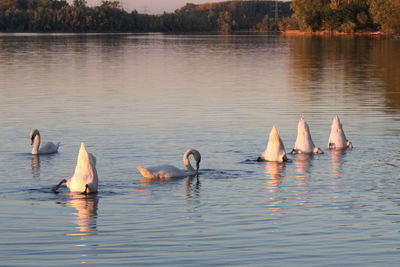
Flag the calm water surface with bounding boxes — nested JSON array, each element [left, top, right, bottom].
[[0, 33, 399, 266]]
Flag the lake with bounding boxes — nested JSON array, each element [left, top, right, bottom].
[[0, 33, 399, 266]]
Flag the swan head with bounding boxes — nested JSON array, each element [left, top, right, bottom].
[[184, 149, 201, 173], [30, 129, 39, 145]]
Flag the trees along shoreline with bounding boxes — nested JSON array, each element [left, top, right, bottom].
[[0, 0, 293, 33], [0, 0, 399, 36], [288, 0, 400, 35]]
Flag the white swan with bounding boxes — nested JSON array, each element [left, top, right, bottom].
[[30, 129, 60, 155], [53, 143, 98, 194], [291, 116, 324, 154], [258, 125, 287, 162], [328, 115, 353, 149], [137, 149, 201, 179]]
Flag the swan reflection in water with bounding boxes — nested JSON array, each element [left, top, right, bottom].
[[264, 161, 285, 193], [293, 153, 313, 190], [263, 162, 286, 213], [138, 172, 199, 187], [293, 153, 313, 206], [139, 174, 201, 198], [65, 193, 98, 234], [184, 176, 201, 199], [330, 149, 347, 177], [62, 193, 99, 264], [31, 155, 40, 179]]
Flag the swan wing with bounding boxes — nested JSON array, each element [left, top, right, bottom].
[[39, 141, 60, 154], [137, 164, 186, 179]]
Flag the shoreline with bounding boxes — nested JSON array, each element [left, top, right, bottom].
[[282, 30, 399, 38], [0, 30, 399, 38]]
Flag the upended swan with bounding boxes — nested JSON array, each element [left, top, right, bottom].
[[328, 115, 353, 149], [257, 125, 288, 162], [137, 149, 201, 179], [291, 116, 324, 154], [53, 143, 98, 194], [30, 129, 60, 155]]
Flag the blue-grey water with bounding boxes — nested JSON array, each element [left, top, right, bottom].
[[0, 33, 399, 266]]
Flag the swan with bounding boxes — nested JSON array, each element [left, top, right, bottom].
[[291, 116, 324, 154], [137, 149, 201, 179], [257, 125, 287, 162], [30, 129, 60, 155], [328, 115, 353, 149], [53, 143, 98, 194]]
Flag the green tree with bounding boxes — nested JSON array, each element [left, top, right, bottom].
[[160, 12, 182, 32], [217, 11, 231, 32], [369, 0, 400, 33], [0, 0, 17, 11], [291, 0, 329, 31], [73, 0, 86, 7]]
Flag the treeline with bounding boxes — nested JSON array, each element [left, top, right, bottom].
[[175, 1, 292, 32], [0, 0, 156, 32], [2, 0, 398, 34], [0, 0, 292, 32], [289, 0, 400, 33]]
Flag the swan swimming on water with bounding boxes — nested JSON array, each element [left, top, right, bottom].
[[137, 149, 201, 179], [328, 115, 353, 149], [30, 129, 60, 155], [53, 143, 98, 194], [257, 125, 288, 162], [291, 116, 324, 154]]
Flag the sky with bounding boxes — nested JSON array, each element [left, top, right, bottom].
[[84, 0, 219, 14]]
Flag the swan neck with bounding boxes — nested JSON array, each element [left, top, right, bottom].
[[32, 132, 40, 154], [184, 152, 195, 173]]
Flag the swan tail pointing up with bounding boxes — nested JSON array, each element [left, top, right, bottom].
[[137, 166, 153, 178]]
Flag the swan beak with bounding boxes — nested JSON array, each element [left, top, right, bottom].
[[30, 139, 33, 145]]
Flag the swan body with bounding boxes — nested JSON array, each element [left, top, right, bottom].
[[258, 125, 287, 162], [53, 143, 98, 194], [292, 116, 323, 154], [137, 149, 201, 179], [328, 115, 353, 149], [30, 129, 60, 155]]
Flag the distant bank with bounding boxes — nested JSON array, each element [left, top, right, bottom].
[[0, 1, 398, 35], [0, 0, 291, 33], [286, 0, 400, 35]]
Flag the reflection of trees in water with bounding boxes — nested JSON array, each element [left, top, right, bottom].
[[285, 35, 400, 111], [369, 39, 400, 110]]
